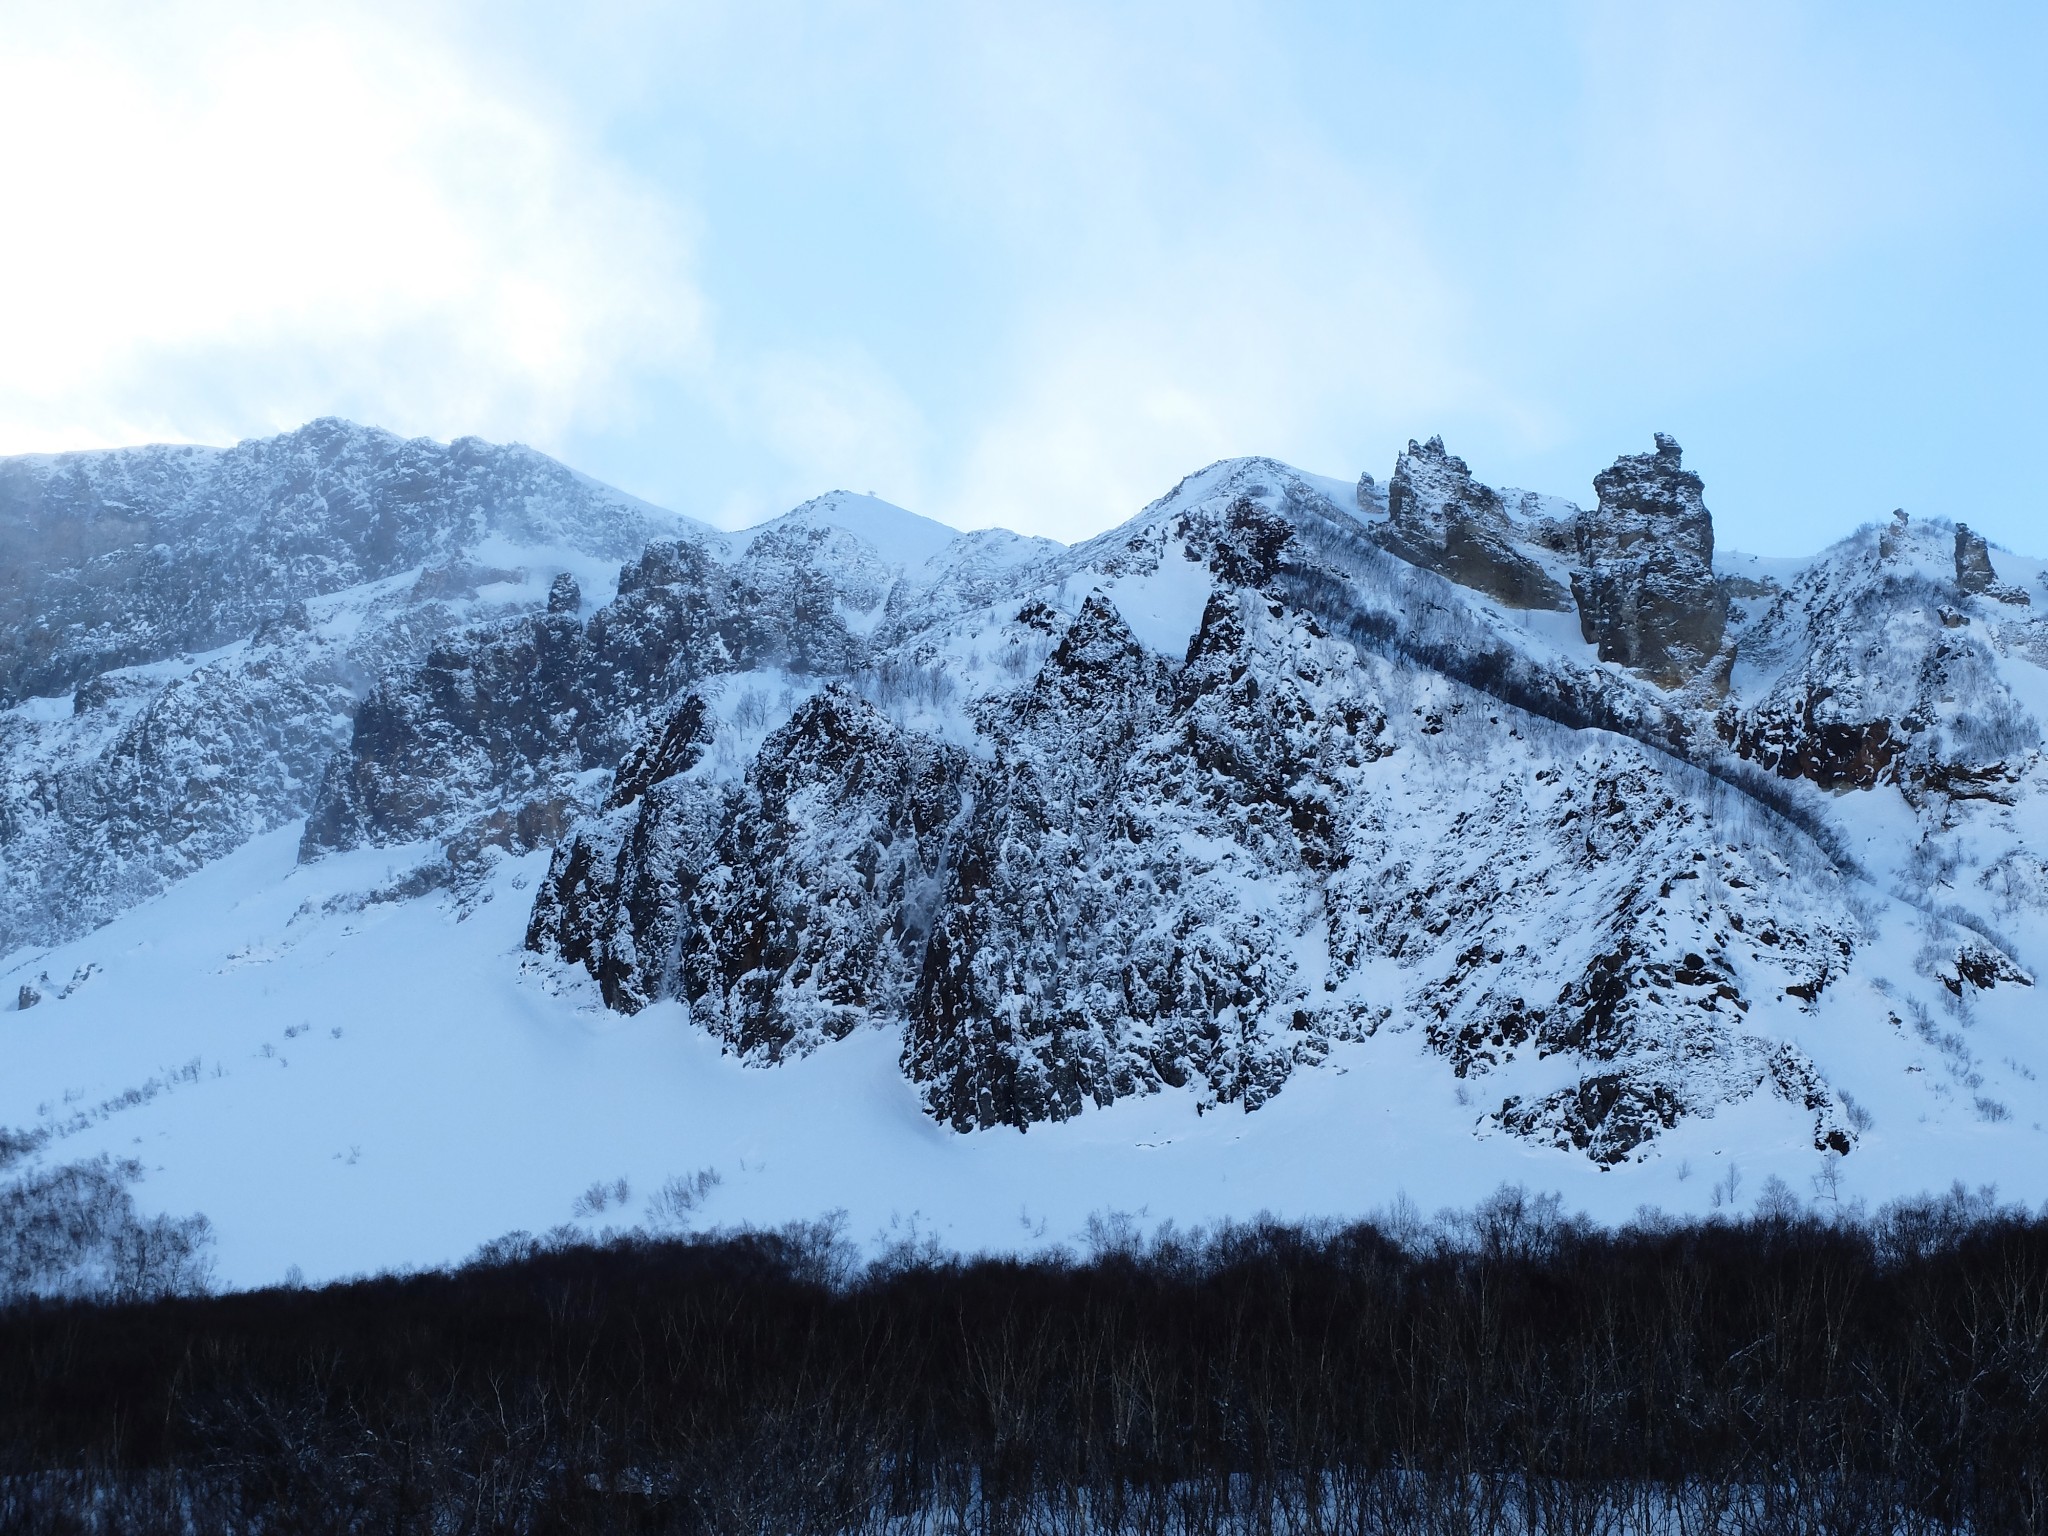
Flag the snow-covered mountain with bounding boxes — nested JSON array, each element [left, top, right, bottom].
[[0, 420, 708, 951], [6, 421, 2047, 1285]]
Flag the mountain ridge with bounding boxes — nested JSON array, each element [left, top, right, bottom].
[[7, 419, 2048, 1284]]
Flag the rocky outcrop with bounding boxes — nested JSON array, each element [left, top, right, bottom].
[[524, 694, 725, 1013], [1571, 435, 1727, 688], [301, 609, 602, 858], [532, 531, 1883, 1168], [1956, 524, 2030, 605], [300, 528, 887, 856], [0, 421, 708, 951], [903, 596, 1184, 1129], [685, 688, 969, 1060], [1956, 525, 1999, 593], [1353, 433, 1731, 692], [0, 628, 358, 950], [1354, 471, 1385, 514], [1372, 437, 1571, 611], [1716, 518, 2039, 799], [531, 684, 971, 1035], [901, 585, 1405, 1130], [1717, 696, 1908, 791]]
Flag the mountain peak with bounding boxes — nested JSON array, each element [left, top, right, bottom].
[[725, 490, 971, 570]]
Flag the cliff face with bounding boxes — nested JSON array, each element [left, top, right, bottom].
[[1371, 430, 1731, 690], [1374, 436, 1573, 613], [1570, 433, 1728, 689]]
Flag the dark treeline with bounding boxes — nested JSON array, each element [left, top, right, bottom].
[[5, 1187, 2048, 1534]]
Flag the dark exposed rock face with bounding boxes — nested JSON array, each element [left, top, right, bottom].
[[1956, 525, 1996, 592], [1938, 943, 2032, 997], [903, 596, 1183, 1129], [1955, 524, 2030, 605], [1500, 1074, 1683, 1169], [898, 587, 1401, 1130], [1715, 521, 2039, 799], [685, 688, 969, 1059], [1717, 697, 1909, 791], [505, 449, 1975, 1165], [0, 421, 701, 951], [300, 528, 890, 856], [524, 698, 722, 1014], [1372, 437, 1572, 612], [301, 609, 602, 858], [1180, 494, 1298, 588], [1571, 435, 1728, 688], [5, 609, 475, 953], [562, 548, 1874, 1167], [524, 581, 1414, 1133], [608, 696, 713, 811], [1353, 434, 1734, 694], [531, 684, 970, 1029], [1402, 750, 1863, 1168]]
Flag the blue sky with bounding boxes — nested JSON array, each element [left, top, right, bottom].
[[3, 2, 2044, 552]]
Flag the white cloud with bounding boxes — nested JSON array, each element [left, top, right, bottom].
[[0, 2, 704, 455]]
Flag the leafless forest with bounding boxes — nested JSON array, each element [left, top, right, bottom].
[[5, 1185, 2047, 1533]]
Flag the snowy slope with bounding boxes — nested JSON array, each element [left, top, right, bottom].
[[9, 817, 2032, 1291]]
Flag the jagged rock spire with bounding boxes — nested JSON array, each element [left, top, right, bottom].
[[1373, 436, 1572, 612], [1571, 435, 1727, 689]]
